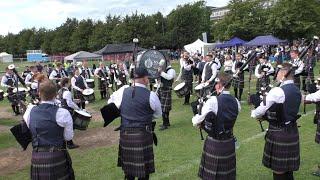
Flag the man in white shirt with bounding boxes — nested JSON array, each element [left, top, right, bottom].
[[254, 57, 275, 92], [23, 80, 75, 180], [251, 63, 301, 180], [24, 66, 38, 86], [289, 49, 304, 89], [201, 54, 218, 85]]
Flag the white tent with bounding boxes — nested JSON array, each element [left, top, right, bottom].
[[64, 51, 102, 63], [184, 39, 216, 56], [0, 52, 13, 63]]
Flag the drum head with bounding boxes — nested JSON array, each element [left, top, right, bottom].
[[0, 89, 3, 93], [154, 84, 159, 88], [86, 79, 94, 83], [82, 89, 94, 95], [136, 50, 166, 79], [174, 82, 186, 91], [13, 88, 26, 93], [101, 78, 105, 81], [75, 110, 92, 117]]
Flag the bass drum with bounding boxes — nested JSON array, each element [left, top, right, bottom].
[[136, 50, 167, 79]]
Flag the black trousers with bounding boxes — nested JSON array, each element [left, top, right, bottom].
[[162, 111, 170, 126]]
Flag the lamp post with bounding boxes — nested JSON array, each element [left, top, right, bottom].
[[132, 38, 139, 63]]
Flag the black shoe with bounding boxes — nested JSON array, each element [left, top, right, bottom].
[[312, 168, 320, 177], [159, 125, 168, 131], [67, 143, 79, 149]]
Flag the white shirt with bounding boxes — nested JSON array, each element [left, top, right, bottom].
[[49, 69, 66, 80], [1, 73, 16, 88], [223, 60, 233, 72], [290, 59, 304, 75], [306, 89, 320, 102], [250, 80, 294, 118], [201, 61, 218, 83], [94, 67, 110, 77], [62, 89, 80, 110], [232, 60, 248, 74], [192, 91, 241, 126], [254, 63, 275, 78], [79, 67, 93, 79], [71, 75, 88, 92], [108, 83, 162, 119], [25, 73, 34, 85], [23, 100, 74, 141], [160, 66, 176, 80], [214, 58, 221, 70]]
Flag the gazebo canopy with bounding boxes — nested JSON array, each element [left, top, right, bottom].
[[245, 35, 287, 46], [216, 37, 247, 48], [95, 43, 144, 55], [64, 51, 102, 62]]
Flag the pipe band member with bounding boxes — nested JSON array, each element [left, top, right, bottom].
[[94, 62, 110, 99], [251, 63, 301, 180], [71, 68, 88, 110], [58, 78, 80, 149], [158, 60, 176, 131], [192, 72, 241, 180], [232, 53, 248, 101], [304, 85, 320, 177], [49, 62, 68, 86], [108, 67, 162, 180], [1, 66, 20, 115], [23, 80, 75, 180], [289, 49, 304, 89], [254, 57, 275, 92]]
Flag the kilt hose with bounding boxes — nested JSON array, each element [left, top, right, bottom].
[[118, 130, 155, 178], [31, 150, 74, 180], [262, 124, 300, 172], [198, 136, 236, 180], [232, 73, 244, 89], [316, 119, 320, 144], [159, 87, 172, 113]]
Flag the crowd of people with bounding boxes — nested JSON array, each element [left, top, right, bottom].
[[0, 38, 320, 180]]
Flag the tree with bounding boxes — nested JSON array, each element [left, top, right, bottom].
[[69, 19, 93, 52]]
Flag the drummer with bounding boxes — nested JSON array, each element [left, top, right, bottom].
[[201, 54, 218, 86], [177, 52, 194, 105], [58, 78, 80, 149], [1, 65, 20, 115], [94, 62, 110, 99], [71, 68, 88, 110], [49, 62, 68, 85], [115, 61, 129, 89], [80, 60, 93, 79], [24, 66, 38, 86]]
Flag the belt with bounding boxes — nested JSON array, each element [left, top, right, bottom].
[[33, 146, 66, 152], [208, 132, 233, 140], [122, 125, 153, 133]]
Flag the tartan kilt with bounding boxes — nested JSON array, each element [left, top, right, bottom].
[[159, 87, 172, 113], [316, 120, 320, 144], [198, 136, 236, 180], [256, 77, 270, 92], [73, 90, 85, 102], [232, 73, 244, 89], [31, 150, 74, 180], [118, 130, 155, 178], [98, 78, 107, 91], [262, 124, 300, 172], [293, 76, 301, 89]]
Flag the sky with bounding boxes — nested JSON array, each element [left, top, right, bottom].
[[0, 0, 229, 35]]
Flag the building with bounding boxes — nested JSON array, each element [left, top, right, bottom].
[[209, 6, 230, 21]]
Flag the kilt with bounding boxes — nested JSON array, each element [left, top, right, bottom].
[[256, 76, 270, 92], [98, 78, 107, 91], [293, 76, 301, 89], [316, 120, 320, 144], [73, 90, 85, 102], [198, 136, 236, 180], [31, 150, 74, 180], [118, 130, 155, 178], [262, 124, 300, 172], [232, 73, 244, 89], [159, 87, 172, 113]]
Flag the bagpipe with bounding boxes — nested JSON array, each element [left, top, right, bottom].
[[192, 50, 258, 140]]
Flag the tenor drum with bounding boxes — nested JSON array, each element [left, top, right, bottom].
[[73, 110, 92, 130], [174, 82, 189, 98], [0, 90, 4, 101], [86, 79, 95, 88], [136, 49, 167, 79], [82, 88, 95, 102]]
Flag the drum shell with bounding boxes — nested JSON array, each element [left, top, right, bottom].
[[86, 80, 95, 88], [73, 112, 91, 130], [83, 93, 95, 103], [174, 83, 189, 98]]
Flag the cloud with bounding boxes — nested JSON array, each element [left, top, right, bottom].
[[0, 0, 229, 35]]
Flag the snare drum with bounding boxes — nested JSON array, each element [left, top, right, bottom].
[[0, 90, 4, 101], [194, 83, 205, 97], [82, 88, 95, 102], [174, 82, 189, 98], [73, 110, 92, 130], [12, 87, 27, 99], [86, 79, 95, 88]]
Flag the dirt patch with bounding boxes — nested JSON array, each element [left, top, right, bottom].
[[0, 127, 119, 176], [85, 106, 103, 122], [0, 125, 10, 132], [0, 106, 19, 121]]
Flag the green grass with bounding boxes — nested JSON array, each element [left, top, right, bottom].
[[0, 61, 320, 179]]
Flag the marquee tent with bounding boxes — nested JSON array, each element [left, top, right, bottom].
[[0, 52, 13, 63], [64, 51, 102, 63], [184, 39, 216, 56]]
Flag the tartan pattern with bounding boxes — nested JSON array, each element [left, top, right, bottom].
[[159, 87, 172, 113], [73, 90, 85, 102], [232, 73, 244, 89], [198, 136, 236, 180], [31, 151, 74, 180], [118, 130, 155, 178], [98, 78, 107, 91], [262, 124, 300, 172]]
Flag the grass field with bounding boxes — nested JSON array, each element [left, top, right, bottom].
[[0, 60, 319, 180]]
